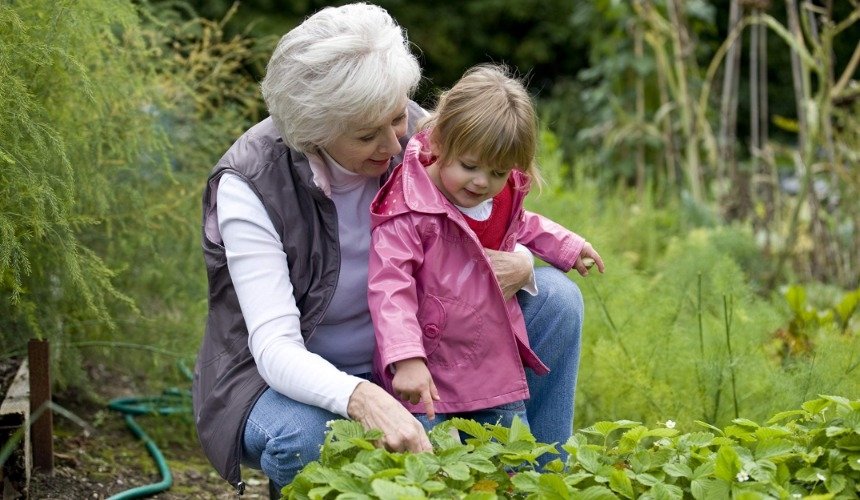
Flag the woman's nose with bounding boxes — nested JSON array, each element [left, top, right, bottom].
[[379, 127, 402, 156]]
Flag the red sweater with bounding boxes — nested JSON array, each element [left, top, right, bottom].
[[462, 182, 514, 250]]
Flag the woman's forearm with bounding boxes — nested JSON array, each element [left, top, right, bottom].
[[217, 173, 362, 416]]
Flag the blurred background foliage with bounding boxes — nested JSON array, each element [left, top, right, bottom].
[[1, 0, 858, 430]]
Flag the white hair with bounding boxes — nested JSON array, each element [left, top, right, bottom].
[[261, 3, 421, 153]]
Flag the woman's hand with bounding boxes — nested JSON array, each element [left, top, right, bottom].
[[392, 358, 440, 420], [573, 242, 605, 276], [347, 381, 433, 453], [485, 248, 532, 300]]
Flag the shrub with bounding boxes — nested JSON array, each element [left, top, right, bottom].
[[283, 395, 860, 499]]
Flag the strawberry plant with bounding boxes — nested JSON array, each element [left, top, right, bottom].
[[282, 395, 860, 499]]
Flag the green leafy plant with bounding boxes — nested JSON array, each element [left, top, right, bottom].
[[283, 395, 860, 499]]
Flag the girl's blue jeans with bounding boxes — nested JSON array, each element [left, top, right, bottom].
[[242, 267, 584, 491]]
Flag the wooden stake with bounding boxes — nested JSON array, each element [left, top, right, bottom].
[[28, 339, 53, 473]]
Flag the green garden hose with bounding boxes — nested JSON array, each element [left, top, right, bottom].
[[106, 388, 191, 499]]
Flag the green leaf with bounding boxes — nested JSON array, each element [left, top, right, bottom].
[[754, 438, 796, 461], [609, 468, 635, 499], [509, 414, 535, 443], [341, 462, 375, 479], [572, 485, 617, 500], [825, 473, 846, 494], [714, 446, 741, 482], [647, 482, 684, 500], [730, 418, 760, 429], [460, 454, 497, 473], [404, 454, 428, 484], [451, 418, 490, 442], [370, 479, 424, 500], [308, 485, 335, 497], [420, 480, 446, 493], [663, 462, 693, 478], [693, 420, 725, 436], [766, 410, 808, 424], [511, 470, 540, 492], [575, 447, 602, 473], [801, 398, 831, 415], [690, 478, 730, 499], [682, 432, 716, 448], [691, 461, 715, 480], [538, 473, 572, 499], [442, 462, 471, 481], [645, 428, 680, 438]]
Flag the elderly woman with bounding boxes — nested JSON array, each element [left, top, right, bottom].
[[193, 3, 585, 494]]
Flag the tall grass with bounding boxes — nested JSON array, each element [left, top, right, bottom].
[[529, 135, 860, 430]]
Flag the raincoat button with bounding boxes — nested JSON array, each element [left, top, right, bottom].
[[424, 324, 440, 337]]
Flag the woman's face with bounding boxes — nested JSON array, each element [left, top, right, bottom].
[[325, 102, 408, 177]]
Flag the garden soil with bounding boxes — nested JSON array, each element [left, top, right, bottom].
[[23, 362, 270, 499]]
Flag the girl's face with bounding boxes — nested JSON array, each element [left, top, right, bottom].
[[429, 154, 512, 208], [324, 102, 408, 177]]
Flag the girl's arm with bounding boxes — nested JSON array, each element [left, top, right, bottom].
[[367, 215, 429, 371], [515, 210, 604, 274]]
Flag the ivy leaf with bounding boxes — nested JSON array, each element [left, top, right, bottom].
[[609, 468, 635, 499]]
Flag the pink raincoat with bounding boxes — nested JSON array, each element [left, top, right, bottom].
[[368, 131, 586, 413]]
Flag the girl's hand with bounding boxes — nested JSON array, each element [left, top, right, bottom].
[[574, 242, 605, 276], [347, 381, 433, 453], [392, 358, 440, 420], [485, 248, 532, 300]]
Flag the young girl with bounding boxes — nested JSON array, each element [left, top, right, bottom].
[[368, 65, 604, 431]]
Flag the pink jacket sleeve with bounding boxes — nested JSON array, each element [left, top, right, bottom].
[[367, 215, 428, 371], [515, 210, 586, 272]]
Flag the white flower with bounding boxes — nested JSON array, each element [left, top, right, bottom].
[[665, 420, 676, 429], [736, 471, 749, 482], [816, 472, 826, 481]]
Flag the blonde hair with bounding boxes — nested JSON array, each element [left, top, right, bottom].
[[261, 3, 420, 153], [426, 64, 541, 183]]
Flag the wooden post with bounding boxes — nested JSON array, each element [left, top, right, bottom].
[[28, 339, 53, 473]]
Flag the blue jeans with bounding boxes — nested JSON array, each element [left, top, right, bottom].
[[414, 399, 529, 435], [244, 267, 583, 490]]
